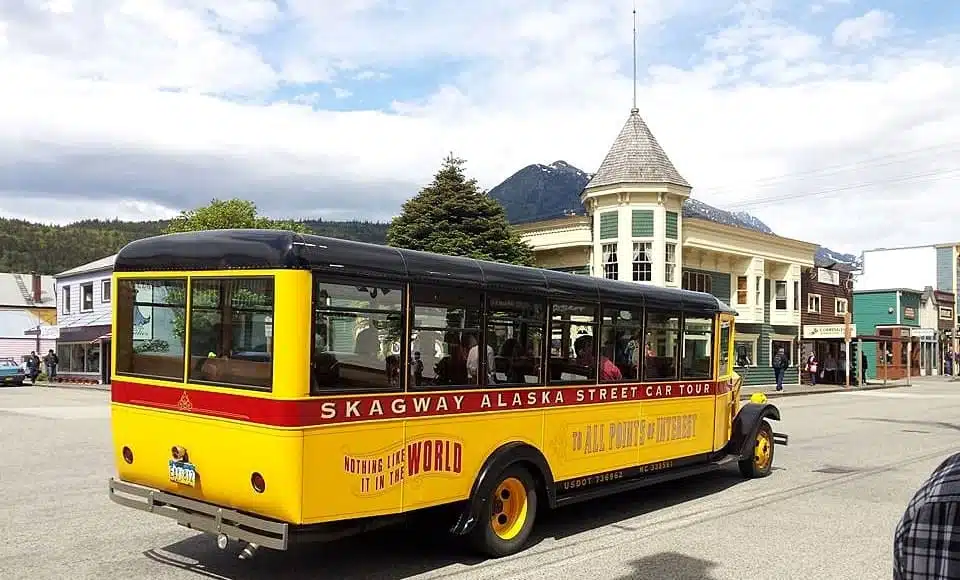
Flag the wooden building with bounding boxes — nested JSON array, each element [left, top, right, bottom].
[[799, 262, 855, 384], [851, 288, 923, 381]]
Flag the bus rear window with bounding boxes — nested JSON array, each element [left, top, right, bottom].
[[188, 277, 275, 390], [115, 278, 187, 381]]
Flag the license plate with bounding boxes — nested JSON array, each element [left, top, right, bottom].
[[168, 460, 197, 487]]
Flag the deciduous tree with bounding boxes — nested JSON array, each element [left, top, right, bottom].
[[163, 198, 310, 234]]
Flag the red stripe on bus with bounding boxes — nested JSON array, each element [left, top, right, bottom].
[[111, 379, 722, 427]]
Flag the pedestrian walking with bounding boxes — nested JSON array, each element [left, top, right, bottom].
[[893, 451, 960, 579], [771, 347, 789, 391], [43, 349, 58, 380], [805, 351, 819, 386]]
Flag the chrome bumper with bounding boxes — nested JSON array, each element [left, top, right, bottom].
[[108, 478, 289, 550]]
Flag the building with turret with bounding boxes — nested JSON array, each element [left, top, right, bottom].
[[516, 107, 819, 386]]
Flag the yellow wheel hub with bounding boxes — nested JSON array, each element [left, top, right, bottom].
[[490, 477, 528, 540], [754, 429, 772, 471]]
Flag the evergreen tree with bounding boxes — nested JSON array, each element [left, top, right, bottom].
[[387, 154, 534, 266]]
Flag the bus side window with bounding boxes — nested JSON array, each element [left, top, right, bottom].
[[188, 277, 275, 390], [719, 321, 732, 376], [311, 278, 403, 394], [598, 306, 644, 383], [548, 302, 598, 384], [409, 285, 483, 390], [681, 315, 714, 380], [485, 294, 546, 386], [643, 310, 680, 381]]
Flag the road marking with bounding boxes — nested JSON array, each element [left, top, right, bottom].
[[0, 405, 109, 419]]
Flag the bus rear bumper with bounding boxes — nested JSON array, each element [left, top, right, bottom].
[[108, 478, 289, 551]]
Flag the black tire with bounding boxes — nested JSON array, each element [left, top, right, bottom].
[[468, 464, 538, 558], [738, 419, 774, 478]]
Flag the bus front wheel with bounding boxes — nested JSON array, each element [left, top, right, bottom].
[[738, 419, 774, 478], [469, 464, 538, 557]]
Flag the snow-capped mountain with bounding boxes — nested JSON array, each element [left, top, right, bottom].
[[488, 161, 856, 267]]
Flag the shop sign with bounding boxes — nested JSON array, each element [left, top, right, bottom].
[[913, 328, 937, 340], [803, 324, 857, 339], [904, 307, 916, 320]]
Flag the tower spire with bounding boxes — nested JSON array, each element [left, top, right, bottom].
[[632, 0, 638, 113]]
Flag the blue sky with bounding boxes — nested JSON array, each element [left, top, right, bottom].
[[0, 0, 958, 253]]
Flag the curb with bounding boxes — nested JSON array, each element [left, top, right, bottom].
[[34, 382, 111, 393], [739, 382, 910, 400]]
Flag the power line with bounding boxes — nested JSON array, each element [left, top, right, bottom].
[[722, 167, 960, 210], [693, 141, 960, 197]]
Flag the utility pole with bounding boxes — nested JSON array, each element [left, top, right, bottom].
[[954, 244, 958, 380]]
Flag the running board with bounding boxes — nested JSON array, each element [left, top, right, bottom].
[[555, 456, 738, 507]]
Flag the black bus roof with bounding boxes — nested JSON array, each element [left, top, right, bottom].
[[114, 229, 736, 316]]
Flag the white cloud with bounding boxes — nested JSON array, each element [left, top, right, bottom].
[[0, 1, 957, 256], [333, 87, 353, 99], [833, 10, 896, 48]]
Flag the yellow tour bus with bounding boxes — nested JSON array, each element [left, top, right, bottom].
[[107, 228, 788, 558]]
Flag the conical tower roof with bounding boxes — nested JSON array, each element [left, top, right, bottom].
[[584, 108, 690, 190]]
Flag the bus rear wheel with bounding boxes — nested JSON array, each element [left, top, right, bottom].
[[739, 419, 774, 478], [469, 464, 538, 557]]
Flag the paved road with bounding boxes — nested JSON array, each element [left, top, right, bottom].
[[2, 379, 959, 580]]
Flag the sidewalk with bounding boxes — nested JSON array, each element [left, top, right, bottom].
[[31, 380, 111, 392], [739, 378, 915, 400]]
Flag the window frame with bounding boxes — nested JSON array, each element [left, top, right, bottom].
[[597, 304, 645, 384], [310, 274, 407, 395], [680, 313, 714, 380], [642, 308, 682, 382], [808, 293, 821, 313], [484, 292, 547, 388], [835, 297, 848, 316], [601, 243, 618, 280], [682, 271, 712, 294], [734, 334, 759, 367], [186, 276, 276, 392], [407, 283, 485, 392], [114, 277, 188, 382], [665, 242, 677, 284], [62, 285, 71, 314], [736, 276, 747, 305], [80, 282, 94, 312], [547, 300, 600, 385], [101, 279, 111, 303], [774, 280, 787, 310], [718, 319, 732, 376], [632, 241, 653, 282], [770, 335, 796, 367]]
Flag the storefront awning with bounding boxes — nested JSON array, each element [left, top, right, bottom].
[[90, 333, 111, 344], [59, 324, 112, 343]]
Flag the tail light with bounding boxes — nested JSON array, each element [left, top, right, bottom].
[[122, 446, 134, 464], [251, 472, 266, 493]]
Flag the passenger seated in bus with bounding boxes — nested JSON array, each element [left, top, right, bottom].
[[570, 334, 622, 382], [466, 333, 495, 383], [435, 332, 469, 385]]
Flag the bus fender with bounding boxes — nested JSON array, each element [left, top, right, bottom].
[[449, 441, 556, 536], [726, 403, 782, 459]]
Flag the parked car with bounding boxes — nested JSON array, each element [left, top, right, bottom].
[[0, 358, 26, 386]]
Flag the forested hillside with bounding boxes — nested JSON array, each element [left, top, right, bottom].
[[0, 218, 388, 275]]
